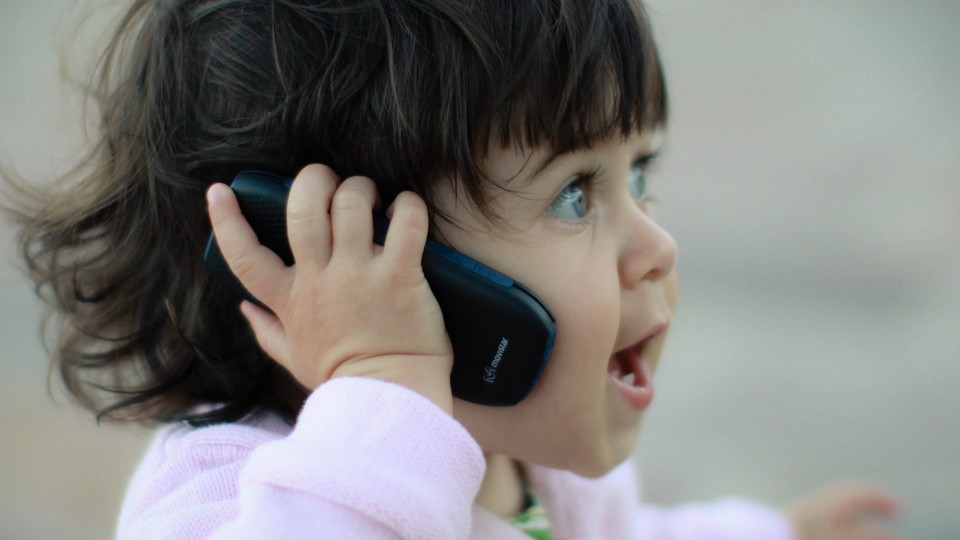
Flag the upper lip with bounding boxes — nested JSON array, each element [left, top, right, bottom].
[[614, 320, 670, 356]]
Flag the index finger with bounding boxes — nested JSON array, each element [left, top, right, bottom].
[[208, 183, 291, 308]]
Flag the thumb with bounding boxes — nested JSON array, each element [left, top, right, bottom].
[[240, 300, 293, 367]]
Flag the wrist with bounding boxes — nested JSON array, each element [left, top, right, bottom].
[[331, 354, 454, 414]]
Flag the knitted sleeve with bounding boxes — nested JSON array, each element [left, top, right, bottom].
[[633, 499, 795, 540], [116, 377, 486, 540]]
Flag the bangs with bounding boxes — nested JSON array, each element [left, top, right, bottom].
[[485, 0, 667, 156], [423, 0, 668, 219]]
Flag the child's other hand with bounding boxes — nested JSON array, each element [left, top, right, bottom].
[[207, 164, 454, 412], [785, 481, 903, 540]]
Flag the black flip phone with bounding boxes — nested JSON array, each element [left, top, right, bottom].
[[203, 171, 556, 406]]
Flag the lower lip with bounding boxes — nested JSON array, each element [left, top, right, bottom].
[[610, 356, 654, 411]]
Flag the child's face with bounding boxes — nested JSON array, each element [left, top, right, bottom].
[[434, 131, 678, 477]]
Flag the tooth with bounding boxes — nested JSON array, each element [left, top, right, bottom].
[[620, 372, 635, 385], [609, 364, 623, 377]]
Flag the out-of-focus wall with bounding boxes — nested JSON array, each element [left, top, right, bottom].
[[1, 1, 957, 538], [1, 3, 157, 539], [638, 2, 960, 539]]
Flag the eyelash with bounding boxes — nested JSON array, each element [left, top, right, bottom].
[[544, 166, 600, 224], [632, 153, 660, 204], [546, 153, 660, 223]]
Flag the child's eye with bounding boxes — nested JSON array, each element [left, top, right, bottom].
[[546, 171, 596, 221], [628, 162, 647, 200], [629, 152, 661, 205]]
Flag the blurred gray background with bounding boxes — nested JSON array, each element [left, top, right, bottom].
[[1, 1, 957, 538]]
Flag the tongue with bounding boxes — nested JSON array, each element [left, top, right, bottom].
[[610, 350, 648, 388], [607, 355, 625, 377], [632, 356, 650, 388]]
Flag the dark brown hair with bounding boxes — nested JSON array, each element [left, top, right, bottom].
[[4, 0, 667, 426]]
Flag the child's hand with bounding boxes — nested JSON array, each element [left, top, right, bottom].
[[785, 481, 903, 540], [207, 164, 454, 412]]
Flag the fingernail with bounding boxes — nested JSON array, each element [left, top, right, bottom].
[[207, 184, 225, 204]]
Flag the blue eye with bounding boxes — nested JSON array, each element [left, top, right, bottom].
[[547, 178, 589, 221], [628, 163, 646, 200]]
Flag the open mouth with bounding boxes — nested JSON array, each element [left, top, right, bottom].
[[607, 337, 656, 410]]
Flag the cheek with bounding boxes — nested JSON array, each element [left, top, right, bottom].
[[523, 258, 621, 413], [536, 255, 621, 360], [546, 290, 619, 374], [438, 221, 630, 469]]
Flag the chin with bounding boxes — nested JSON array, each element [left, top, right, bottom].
[[558, 432, 639, 479], [565, 452, 630, 479]]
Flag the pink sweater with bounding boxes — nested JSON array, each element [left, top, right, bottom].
[[116, 377, 793, 539]]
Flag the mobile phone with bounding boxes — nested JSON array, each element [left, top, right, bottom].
[[203, 171, 556, 406]]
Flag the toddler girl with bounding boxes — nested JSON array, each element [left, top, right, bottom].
[[9, 0, 901, 538]]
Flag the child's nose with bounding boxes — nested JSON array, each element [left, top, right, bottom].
[[617, 205, 678, 288]]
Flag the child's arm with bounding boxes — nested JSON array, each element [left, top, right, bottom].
[[634, 482, 902, 540], [206, 164, 454, 411], [634, 498, 794, 540], [117, 377, 486, 539], [119, 164, 486, 539], [784, 481, 902, 540]]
